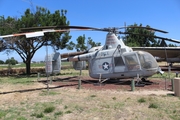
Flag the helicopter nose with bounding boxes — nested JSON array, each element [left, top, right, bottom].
[[157, 67, 164, 75]]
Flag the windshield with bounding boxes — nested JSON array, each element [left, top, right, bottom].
[[137, 51, 158, 69]]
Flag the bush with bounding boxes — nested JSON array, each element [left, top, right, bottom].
[[44, 106, 55, 113], [148, 103, 158, 109], [138, 98, 146, 103]]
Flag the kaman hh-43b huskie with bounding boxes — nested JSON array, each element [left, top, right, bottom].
[[2, 25, 176, 82]]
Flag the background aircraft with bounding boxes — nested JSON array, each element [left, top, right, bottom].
[[132, 39, 180, 64]]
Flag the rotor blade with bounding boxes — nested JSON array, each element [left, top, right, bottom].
[[159, 38, 180, 43], [0, 29, 70, 38], [122, 32, 180, 43], [119, 26, 168, 33], [0, 33, 27, 38], [20, 26, 100, 32], [20, 25, 123, 33], [0, 31, 45, 38]]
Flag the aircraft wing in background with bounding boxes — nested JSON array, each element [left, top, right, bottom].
[[132, 47, 180, 63]]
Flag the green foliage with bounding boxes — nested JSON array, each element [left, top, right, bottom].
[[66, 41, 75, 50], [35, 112, 44, 118], [138, 97, 146, 103], [148, 103, 158, 109], [54, 111, 63, 116], [66, 35, 101, 51], [64, 105, 68, 109], [0, 109, 7, 119], [0, 7, 71, 74], [90, 94, 97, 98], [124, 23, 157, 47], [76, 34, 87, 51], [0, 60, 4, 64], [65, 110, 72, 114], [87, 37, 101, 48], [5, 57, 18, 65], [40, 90, 59, 96], [113, 102, 125, 110], [44, 106, 55, 113], [16, 116, 27, 120], [124, 23, 177, 47], [168, 43, 177, 47], [0, 76, 36, 84], [112, 97, 117, 100]]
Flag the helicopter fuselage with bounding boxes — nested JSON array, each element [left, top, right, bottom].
[[61, 32, 161, 79], [62, 46, 160, 79], [88, 48, 159, 79]]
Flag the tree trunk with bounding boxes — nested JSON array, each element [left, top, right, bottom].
[[25, 58, 31, 75]]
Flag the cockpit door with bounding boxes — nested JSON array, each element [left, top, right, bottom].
[[123, 52, 141, 71]]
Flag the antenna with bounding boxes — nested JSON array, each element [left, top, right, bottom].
[[124, 22, 127, 41]]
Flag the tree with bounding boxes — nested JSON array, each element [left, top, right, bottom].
[[0, 7, 71, 75], [76, 34, 87, 51], [87, 37, 101, 49], [66, 34, 101, 52], [5, 57, 18, 65], [0, 60, 4, 64], [124, 23, 156, 47], [123, 23, 177, 47]]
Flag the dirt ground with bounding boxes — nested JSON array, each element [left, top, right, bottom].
[[0, 76, 173, 94], [0, 76, 174, 107], [49, 76, 173, 91]]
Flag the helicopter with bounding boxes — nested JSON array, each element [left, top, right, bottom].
[[0, 25, 173, 83], [60, 26, 164, 82]]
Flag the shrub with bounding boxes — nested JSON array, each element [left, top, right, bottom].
[[148, 103, 158, 109], [54, 111, 63, 116], [138, 98, 146, 103], [36, 113, 44, 118], [44, 106, 55, 113]]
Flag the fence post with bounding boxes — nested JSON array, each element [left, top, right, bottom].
[[78, 78, 82, 89], [131, 79, 135, 91], [37, 73, 40, 81], [171, 79, 174, 91]]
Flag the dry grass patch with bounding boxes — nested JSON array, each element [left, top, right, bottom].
[[0, 66, 179, 119], [0, 81, 180, 119]]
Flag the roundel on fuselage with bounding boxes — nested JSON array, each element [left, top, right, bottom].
[[102, 62, 110, 70]]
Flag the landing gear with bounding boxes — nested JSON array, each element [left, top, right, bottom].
[[93, 73, 109, 86], [140, 78, 153, 85], [135, 76, 145, 87], [134, 74, 154, 87], [136, 77, 159, 86]]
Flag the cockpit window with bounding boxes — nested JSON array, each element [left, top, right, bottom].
[[124, 53, 140, 71], [114, 57, 125, 66], [137, 51, 158, 69]]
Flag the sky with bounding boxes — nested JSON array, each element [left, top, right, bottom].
[[0, 0, 180, 62]]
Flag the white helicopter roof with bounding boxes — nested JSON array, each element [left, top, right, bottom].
[[104, 32, 125, 49]]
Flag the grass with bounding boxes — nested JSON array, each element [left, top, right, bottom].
[[0, 86, 180, 119], [0, 62, 72, 69], [148, 103, 159, 109], [138, 97, 146, 103], [0, 109, 7, 119], [0, 65, 180, 119], [44, 106, 56, 113], [0, 76, 36, 85], [39, 90, 60, 96]]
